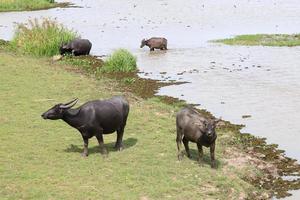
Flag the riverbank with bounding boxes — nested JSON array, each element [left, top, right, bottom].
[[0, 44, 299, 199], [213, 34, 300, 46], [0, 0, 70, 12]]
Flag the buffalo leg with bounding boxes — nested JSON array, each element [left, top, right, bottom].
[[81, 136, 89, 157], [150, 47, 155, 51], [210, 142, 216, 168], [182, 136, 191, 158], [115, 127, 124, 151], [197, 143, 204, 164], [176, 129, 184, 160], [95, 133, 108, 156]]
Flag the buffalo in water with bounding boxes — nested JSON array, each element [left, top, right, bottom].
[[60, 38, 92, 56], [140, 37, 168, 51], [176, 107, 220, 168], [41, 96, 129, 157]]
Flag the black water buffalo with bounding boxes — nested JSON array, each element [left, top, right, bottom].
[[59, 38, 92, 56], [176, 107, 220, 168], [140, 37, 168, 51], [41, 96, 129, 157]]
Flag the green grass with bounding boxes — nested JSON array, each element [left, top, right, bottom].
[[101, 49, 137, 72], [0, 0, 58, 12], [0, 50, 264, 199], [9, 18, 78, 57], [213, 34, 300, 46]]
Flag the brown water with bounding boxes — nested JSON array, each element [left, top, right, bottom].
[[1, 0, 300, 198]]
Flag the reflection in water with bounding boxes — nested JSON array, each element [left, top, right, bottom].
[[1, 0, 300, 198]]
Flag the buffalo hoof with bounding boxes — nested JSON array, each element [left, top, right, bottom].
[[198, 160, 204, 167], [178, 152, 184, 161], [81, 153, 88, 157], [100, 148, 108, 156], [114, 144, 123, 151], [211, 162, 217, 169]]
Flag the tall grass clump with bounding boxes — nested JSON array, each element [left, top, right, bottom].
[[0, 0, 56, 12], [101, 49, 137, 72], [10, 18, 78, 57]]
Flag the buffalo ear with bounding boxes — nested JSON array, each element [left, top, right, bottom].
[[214, 117, 222, 125]]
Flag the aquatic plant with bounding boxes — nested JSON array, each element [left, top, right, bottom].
[[0, 0, 57, 12], [213, 34, 300, 47], [10, 18, 78, 57], [101, 49, 137, 72]]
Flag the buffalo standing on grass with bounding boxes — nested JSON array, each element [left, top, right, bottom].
[[41, 96, 129, 157], [176, 107, 220, 168], [140, 37, 168, 51], [60, 38, 92, 56]]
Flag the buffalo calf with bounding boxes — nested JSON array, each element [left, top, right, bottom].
[[176, 107, 220, 168], [41, 96, 129, 157]]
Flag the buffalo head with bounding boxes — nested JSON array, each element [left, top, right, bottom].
[[59, 43, 71, 55], [140, 39, 147, 48], [204, 118, 221, 138], [41, 98, 78, 120]]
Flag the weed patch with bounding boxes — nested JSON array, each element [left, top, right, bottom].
[[101, 49, 137, 72]]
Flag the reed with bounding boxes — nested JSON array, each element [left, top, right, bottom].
[[10, 18, 78, 57]]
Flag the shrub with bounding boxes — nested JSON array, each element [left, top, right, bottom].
[[101, 49, 137, 72], [10, 18, 78, 57]]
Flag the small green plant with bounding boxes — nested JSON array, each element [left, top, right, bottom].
[[101, 49, 137, 72], [0, 0, 57, 12], [9, 18, 78, 57], [123, 77, 136, 84]]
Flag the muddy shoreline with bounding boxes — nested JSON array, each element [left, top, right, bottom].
[[57, 54, 300, 198]]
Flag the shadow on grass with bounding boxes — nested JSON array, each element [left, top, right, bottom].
[[183, 148, 221, 169], [64, 137, 138, 154]]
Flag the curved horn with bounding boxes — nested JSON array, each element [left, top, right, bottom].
[[60, 98, 78, 109]]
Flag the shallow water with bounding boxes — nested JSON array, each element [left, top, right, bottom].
[[1, 0, 300, 198]]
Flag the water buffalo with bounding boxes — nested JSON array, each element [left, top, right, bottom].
[[41, 96, 129, 157], [59, 38, 92, 56], [176, 107, 220, 168], [140, 37, 168, 51]]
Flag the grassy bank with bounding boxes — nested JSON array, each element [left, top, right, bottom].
[[0, 0, 68, 12], [0, 49, 267, 199], [213, 34, 300, 46]]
